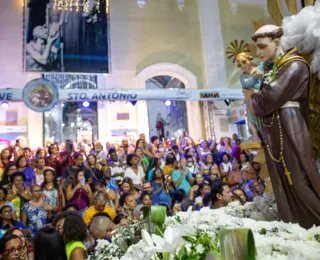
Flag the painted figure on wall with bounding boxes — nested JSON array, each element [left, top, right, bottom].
[[243, 24, 320, 229]]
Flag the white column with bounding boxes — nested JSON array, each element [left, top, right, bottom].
[[136, 100, 150, 142], [186, 101, 202, 141], [198, 0, 228, 89], [27, 109, 43, 148]]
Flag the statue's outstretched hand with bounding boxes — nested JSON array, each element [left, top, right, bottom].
[[251, 68, 263, 79]]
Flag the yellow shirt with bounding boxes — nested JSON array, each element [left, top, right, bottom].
[[83, 206, 116, 224]]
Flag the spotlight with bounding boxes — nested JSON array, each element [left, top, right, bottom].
[[1, 102, 9, 108], [70, 122, 75, 127], [126, 101, 137, 106], [165, 100, 171, 106], [83, 101, 90, 107]]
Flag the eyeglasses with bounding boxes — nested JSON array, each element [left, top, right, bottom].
[[32, 190, 42, 193], [4, 244, 24, 255]]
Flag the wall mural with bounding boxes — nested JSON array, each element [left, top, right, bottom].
[[25, 0, 109, 73]]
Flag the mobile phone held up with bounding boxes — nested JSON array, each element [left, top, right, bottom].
[[80, 178, 85, 186]]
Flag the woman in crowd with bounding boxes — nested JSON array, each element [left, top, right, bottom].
[[34, 157, 46, 186], [5, 227, 34, 260], [86, 154, 102, 188], [227, 159, 243, 189], [239, 152, 251, 171], [36, 149, 47, 159], [101, 166, 118, 193], [21, 185, 52, 238], [108, 149, 125, 186], [162, 153, 176, 177], [16, 156, 35, 187], [119, 193, 137, 219], [219, 153, 232, 179], [218, 137, 226, 154], [200, 154, 214, 180], [135, 148, 148, 174], [60, 154, 90, 194], [66, 170, 92, 215], [0, 164, 17, 189], [0, 187, 16, 219], [209, 140, 220, 165], [189, 173, 204, 201], [121, 177, 140, 200], [172, 158, 194, 196], [0, 233, 24, 260], [13, 147, 24, 162], [6, 173, 32, 219], [46, 144, 63, 178], [223, 137, 233, 155], [209, 164, 220, 182], [146, 157, 161, 182], [185, 155, 199, 177], [194, 182, 211, 202], [0, 205, 29, 236], [139, 192, 152, 206], [232, 187, 247, 205], [0, 148, 13, 180], [62, 213, 87, 260], [151, 168, 172, 206], [172, 189, 186, 215], [124, 154, 145, 190], [135, 138, 153, 160], [42, 168, 65, 214], [34, 226, 67, 260]]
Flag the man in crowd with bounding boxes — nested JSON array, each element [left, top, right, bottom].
[[210, 180, 233, 209], [84, 192, 116, 225], [136, 182, 160, 205]]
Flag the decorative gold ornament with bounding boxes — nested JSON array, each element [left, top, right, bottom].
[[225, 40, 251, 63]]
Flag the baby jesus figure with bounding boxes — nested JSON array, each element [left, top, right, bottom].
[[235, 52, 264, 143]]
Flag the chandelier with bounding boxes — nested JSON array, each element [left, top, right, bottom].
[[54, 0, 110, 13], [21, 0, 110, 13], [137, 0, 185, 10], [20, 0, 185, 14]]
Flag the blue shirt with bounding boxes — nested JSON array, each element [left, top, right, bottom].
[[172, 169, 193, 195], [104, 178, 118, 193]]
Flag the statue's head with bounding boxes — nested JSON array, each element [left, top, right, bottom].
[[33, 25, 48, 40], [235, 52, 254, 74], [252, 25, 283, 62]]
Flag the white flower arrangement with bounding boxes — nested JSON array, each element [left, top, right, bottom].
[[121, 202, 320, 259], [88, 219, 142, 260], [90, 196, 320, 260]]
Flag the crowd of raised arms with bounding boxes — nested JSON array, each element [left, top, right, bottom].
[[0, 133, 265, 260]]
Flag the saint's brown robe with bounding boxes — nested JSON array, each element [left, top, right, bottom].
[[250, 54, 320, 229]]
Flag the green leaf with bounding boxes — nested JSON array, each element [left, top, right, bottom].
[[219, 228, 256, 260], [150, 205, 167, 225], [259, 228, 267, 235], [177, 246, 188, 259]]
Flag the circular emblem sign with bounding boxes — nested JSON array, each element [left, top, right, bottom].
[[23, 78, 58, 112]]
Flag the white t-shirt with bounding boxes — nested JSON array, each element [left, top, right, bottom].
[[94, 150, 107, 161], [124, 166, 145, 186], [110, 162, 124, 182]]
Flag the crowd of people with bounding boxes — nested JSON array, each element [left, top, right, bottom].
[[0, 133, 266, 259]]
